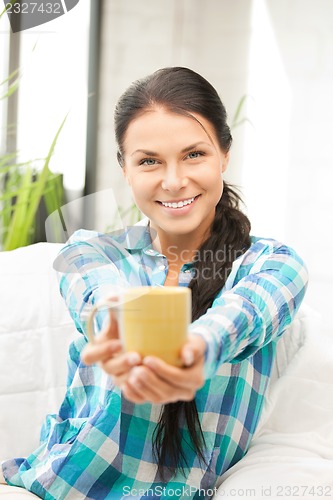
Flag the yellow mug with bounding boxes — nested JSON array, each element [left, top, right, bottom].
[[87, 286, 191, 366]]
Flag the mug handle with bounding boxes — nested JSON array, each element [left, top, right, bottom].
[[87, 297, 120, 344]]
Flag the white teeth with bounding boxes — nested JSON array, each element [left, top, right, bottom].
[[161, 197, 195, 208]]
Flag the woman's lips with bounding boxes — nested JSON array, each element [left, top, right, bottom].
[[156, 194, 201, 214]]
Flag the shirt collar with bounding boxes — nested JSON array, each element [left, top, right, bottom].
[[110, 218, 157, 254], [111, 218, 194, 266]]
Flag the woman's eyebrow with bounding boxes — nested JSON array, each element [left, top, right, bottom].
[[130, 141, 213, 157]]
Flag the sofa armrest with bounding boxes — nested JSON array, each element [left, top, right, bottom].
[[0, 243, 78, 462]]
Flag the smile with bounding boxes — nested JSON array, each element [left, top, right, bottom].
[[159, 196, 198, 209]]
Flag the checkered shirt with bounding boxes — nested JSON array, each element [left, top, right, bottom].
[[2, 222, 308, 499]]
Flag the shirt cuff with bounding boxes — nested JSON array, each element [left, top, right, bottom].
[[188, 324, 219, 380]]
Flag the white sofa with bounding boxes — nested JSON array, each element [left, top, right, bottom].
[[0, 242, 333, 499]]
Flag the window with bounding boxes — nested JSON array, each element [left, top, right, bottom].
[[1, 0, 91, 193], [0, 11, 10, 155]]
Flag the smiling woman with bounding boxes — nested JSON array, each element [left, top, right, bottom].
[[122, 108, 228, 250], [1, 67, 309, 499]]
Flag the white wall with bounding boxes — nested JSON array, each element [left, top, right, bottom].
[[96, 0, 333, 336], [95, 0, 252, 230], [263, 0, 333, 338]]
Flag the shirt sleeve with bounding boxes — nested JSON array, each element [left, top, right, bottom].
[[188, 239, 309, 380], [53, 230, 128, 338]]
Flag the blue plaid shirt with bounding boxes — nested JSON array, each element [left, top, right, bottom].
[[2, 222, 308, 499]]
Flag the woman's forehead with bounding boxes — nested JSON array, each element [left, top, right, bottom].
[[123, 108, 219, 153]]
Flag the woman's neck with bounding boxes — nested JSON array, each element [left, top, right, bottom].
[[150, 226, 209, 266]]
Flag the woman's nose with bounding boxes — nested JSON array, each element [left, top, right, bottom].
[[161, 165, 188, 192]]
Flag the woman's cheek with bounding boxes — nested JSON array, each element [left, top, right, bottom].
[[129, 179, 153, 215]]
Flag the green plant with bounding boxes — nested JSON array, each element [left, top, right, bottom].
[[0, 68, 19, 101], [0, 116, 67, 250], [0, 17, 66, 251], [230, 94, 253, 130], [0, 0, 15, 18]]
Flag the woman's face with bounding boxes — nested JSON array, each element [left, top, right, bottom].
[[122, 107, 229, 242]]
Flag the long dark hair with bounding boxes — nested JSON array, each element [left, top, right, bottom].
[[114, 67, 251, 480]]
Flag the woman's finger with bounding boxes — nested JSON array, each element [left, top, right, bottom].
[[125, 366, 195, 404], [100, 350, 142, 376], [121, 381, 148, 404], [142, 354, 204, 390], [82, 305, 123, 365], [81, 339, 123, 365], [94, 308, 120, 341], [102, 308, 121, 340], [180, 334, 207, 367], [139, 334, 206, 389]]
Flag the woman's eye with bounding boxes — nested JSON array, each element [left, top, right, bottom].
[[139, 158, 157, 166], [187, 151, 205, 159]]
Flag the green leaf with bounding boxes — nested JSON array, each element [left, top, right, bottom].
[[3, 166, 33, 249], [43, 174, 65, 243], [231, 95, 248, 128], [231, 117, 254, 130], [0, 156, 45, 173], [0, 80, 19, 101], [20, 115, 68, 236], [230, 94, 254, 131], [0, 0, 15, 19], [0, 68, 20, 88], [0, 152, 17, 169], [1, 115, 68, 250]]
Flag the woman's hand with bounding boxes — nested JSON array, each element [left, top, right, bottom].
[[120, 335, 206, 404], [81, 311, 207, 404], [81, 310, 142, 381]]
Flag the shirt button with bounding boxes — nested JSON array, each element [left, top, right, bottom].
[[146, 249, 155, 255], [158, 264, 166, 271]]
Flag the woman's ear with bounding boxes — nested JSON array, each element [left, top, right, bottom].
[[221, 152, 230, 173]]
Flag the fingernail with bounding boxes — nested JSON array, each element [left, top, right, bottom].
[[143, 356, 155, 368], [127, 352, 141, 365], [129, 368, 142, 386], [183, 351, 194, 366]]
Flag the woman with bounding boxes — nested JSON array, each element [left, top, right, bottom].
[[1, 67, 308, 499]]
